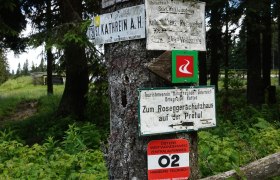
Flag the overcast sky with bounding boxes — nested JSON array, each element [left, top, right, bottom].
[[7, 46, 44, 73], [6, 22, 43, 73]]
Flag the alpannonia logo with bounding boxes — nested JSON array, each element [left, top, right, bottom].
[[179, 59, 192, 74], [176, 56, 194, 78], [172, 50, 198, 83]]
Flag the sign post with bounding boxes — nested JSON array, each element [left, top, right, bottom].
[[148, 139, 190, 180]]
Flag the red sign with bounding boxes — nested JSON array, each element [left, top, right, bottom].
[[176, 55, 194, 78], [147, 139, 190, 180]]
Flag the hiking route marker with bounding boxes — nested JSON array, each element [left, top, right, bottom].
[[138, 86, 216, 136]]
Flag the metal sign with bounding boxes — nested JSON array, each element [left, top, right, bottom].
[[87, 4, 145, 45], [145, 0, 206, 51], [138, 86, 216, 136], [102, 0, 129, 9], [172, 50, 198, 83], [147, 139, 190, 180]]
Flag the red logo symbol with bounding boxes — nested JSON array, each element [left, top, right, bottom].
[[176, 56, 194, 78]]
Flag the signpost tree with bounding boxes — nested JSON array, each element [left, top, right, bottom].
[[91, 0, 208, 179]]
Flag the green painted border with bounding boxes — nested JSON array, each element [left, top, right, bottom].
[[172, 50, 198, 83], [137, 85, 216, 136]]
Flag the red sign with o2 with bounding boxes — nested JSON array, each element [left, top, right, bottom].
[[147, 139, 190, 180]]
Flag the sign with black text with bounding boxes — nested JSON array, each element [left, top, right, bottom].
[[147, 139, 190, 180], [87, 4, 145, 45], [138, 86, 216, 136], [145, 0, 206, 51]]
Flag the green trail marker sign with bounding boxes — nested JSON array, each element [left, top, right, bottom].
[[172, 50, 198, 83], [138, 86, 216, 136]]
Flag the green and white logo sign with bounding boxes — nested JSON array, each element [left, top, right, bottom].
[[172, 50, 198, 83]]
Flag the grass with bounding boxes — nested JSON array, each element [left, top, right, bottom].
[[0, 76, 64, 119], [0, 76, 64, 98]]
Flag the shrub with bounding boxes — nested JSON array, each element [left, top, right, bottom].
[[0, 123, 108, 179]]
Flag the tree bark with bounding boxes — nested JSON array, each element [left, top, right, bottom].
[[262, 0, 274, 104], [199, 51, 207, 86], [262, 0, 272, 90], [200, 152, 280, 180], [277, 0, 280, 86], [46, 47, 54, 95], [57, 0, 89, 119], [104, 2, 199, 179], [46, 0, 53, 95], [245, 1, 264, 105], [208, 3, 222, 91]]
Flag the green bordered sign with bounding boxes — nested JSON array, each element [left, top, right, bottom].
[[172, 50, 198, 83], [138, 86, 216, 136]]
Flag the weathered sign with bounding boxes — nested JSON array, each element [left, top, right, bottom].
[[172, 50, 198, 83], [87, 4, 145, 45], [138, 86, 216, 136], [146, 51, 172, 82], [102, 0, 129, 9], [145, 0, 206, 51], [147, 139, 190, 180]]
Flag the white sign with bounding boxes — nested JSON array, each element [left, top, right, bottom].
[[145, 0, 206, 51], [138, 86, 216, 136], [102, 0, 129, 8], [87, 5, 145, 45]]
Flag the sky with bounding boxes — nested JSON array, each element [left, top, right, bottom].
[[7, 46, 44, 73], [6, 22, 43, 73]]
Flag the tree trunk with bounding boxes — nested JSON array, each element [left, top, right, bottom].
[[223, 1, 230, 114], [200, 152, 280, 180], [278, 0, 280, 86], [104, 2, 199, 179], [199, 51, 207, 85], [209, 4, 222, 91], [57, 0, 89, 119], [46, 47, 54, 95], [246, 1, 264, 105], [262, 0, 273, 104], [46, 0, 53, 95]]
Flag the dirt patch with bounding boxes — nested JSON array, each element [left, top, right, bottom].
[[2, 100, 38, 123]]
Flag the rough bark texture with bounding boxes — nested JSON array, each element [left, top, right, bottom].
[[246, 1, 264, 105], [57, 0, 89, 119], [46, 0, 53, 95], [46, 48, 54, 95], [208, 3, 222, 91], [104, 2, 198, 179], [200, 152, 280, 180], [199, 51, 207, 86], [277, 0, 280, 86], [261, 0, 272, 90]]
